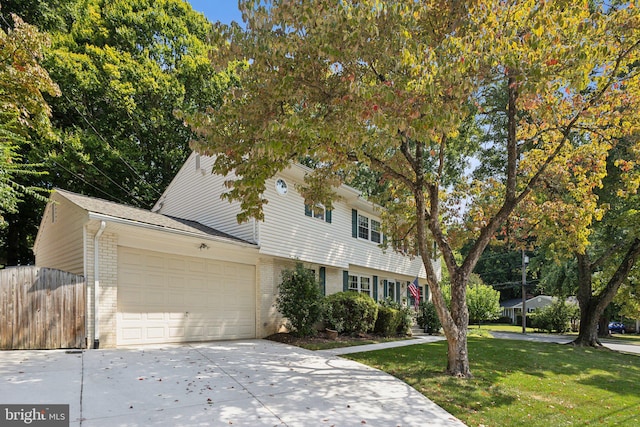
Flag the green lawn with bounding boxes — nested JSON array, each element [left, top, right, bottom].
[[471, 323, 530, 333], [346, 337, 640, 427]]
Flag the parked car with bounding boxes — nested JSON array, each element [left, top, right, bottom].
[[608, 321, 626, 334]]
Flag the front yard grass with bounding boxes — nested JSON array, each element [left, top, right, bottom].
[[346, 337, 640, 427]]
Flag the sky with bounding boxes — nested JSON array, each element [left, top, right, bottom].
[[187, 1, 244, 25]]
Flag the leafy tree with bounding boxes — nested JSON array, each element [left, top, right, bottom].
[[275, 262, 324, 337], [441, 276, 501, 327], [615, 273, 640, 323], [467, 282, 502, 327], [0, 0, 75, 32], [188, 1, 640, 377], [533, 133, 640, 345], [0, 14, 59, 226], [470, 247, 524, 300], [0, 0, 235, 264]]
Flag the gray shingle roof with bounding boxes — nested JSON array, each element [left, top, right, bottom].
[[55, 188, 254, 246]]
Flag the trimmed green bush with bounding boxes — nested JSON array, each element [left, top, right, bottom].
[[324, 291, 378, 334], [374, 306, 402, 336], [417, 301, 441, 334], [530, 299, 579, 333], [276, 262, 324, 337], [379, 298, 414, 335]]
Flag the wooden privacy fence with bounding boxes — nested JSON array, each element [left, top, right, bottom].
[[0, 266, 85, 350]]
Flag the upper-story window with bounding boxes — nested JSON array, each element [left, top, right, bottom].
[[353, 210, 383, 243], [305, 203, 332, 223], [358, 214, 369, 239], [311, 204, 325, 221], [371, 219, 381, 243]]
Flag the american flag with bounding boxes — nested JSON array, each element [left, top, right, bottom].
[[408, 277, 420, 309]]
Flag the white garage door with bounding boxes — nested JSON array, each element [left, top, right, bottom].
[[117, 247, 256, 345]]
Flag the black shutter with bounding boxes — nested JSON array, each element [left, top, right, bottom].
[[351, 209, 358, 238]]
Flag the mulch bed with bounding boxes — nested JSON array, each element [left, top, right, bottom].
[[265, 330, 392, 346]]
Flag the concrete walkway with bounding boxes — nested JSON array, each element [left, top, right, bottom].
[[317, 335, 446, 356], [319, 330, 640, 356], [0, 340, 465, 427]]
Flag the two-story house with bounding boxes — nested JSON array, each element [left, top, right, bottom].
[[33, 153, 438, 348]]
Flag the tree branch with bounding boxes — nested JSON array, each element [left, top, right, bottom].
[[592, 240, 632, 271]]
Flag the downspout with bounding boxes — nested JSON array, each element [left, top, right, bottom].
[[93, 221, 106, 349]]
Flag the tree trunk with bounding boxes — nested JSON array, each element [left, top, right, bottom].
[[572, 239, 640, 347], [446, 323, 472, 377], [573, 299, 602, 346], [416, 182, 473, 378]]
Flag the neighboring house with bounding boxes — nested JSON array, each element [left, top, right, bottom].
[[501, 295, 567, 324], [34, 153, 438, 348]]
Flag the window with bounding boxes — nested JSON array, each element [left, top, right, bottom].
[[371, 220, 381, 243], [275, 178, 288, 195], [358, 214, 369, 239], [354, 211, 383, 243], [349, 274, 372, 296], [387, 280, 396, 301], [305, 203, 332, 223], [312, 204, 325, 221]]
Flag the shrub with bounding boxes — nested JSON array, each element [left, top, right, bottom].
[[275, 262, 324, 337], [467, 283, 502, 325], [324, 291, 378, 334], [530, 299, 579, 334], [495, 316, 514, 324], [374, 306, 401, 336], [378, 298, 414, 336], [417, 301, 441, 334]]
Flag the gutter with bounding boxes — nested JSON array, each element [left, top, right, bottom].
[[87, 212, 258, 249], [93, 221, 106, 349]]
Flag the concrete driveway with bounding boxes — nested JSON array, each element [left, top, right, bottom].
[[0, 339, 465, 427]]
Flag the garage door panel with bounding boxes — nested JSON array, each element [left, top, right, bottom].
[[188, 259, 206, 273], [146, 327, 166, 339], [146, 255, 166, 269], [121, 312, 142, 321], [117, 247, 255, 346], [206, 262, 223, 275], [145, 312, 166, 321], [121, 328, 143, 341], [168, 258, 187, 272]]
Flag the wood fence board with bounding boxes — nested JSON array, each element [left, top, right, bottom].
[[0, 267, 85, 349]]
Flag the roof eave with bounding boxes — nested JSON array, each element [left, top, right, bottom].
[[86, 212, 258, 249]]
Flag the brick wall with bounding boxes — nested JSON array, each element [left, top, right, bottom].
[[85, 222, 118, 348]]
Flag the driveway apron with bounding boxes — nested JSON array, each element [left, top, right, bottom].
[[0, 339, 465, 427]]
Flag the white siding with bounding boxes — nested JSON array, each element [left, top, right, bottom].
[[156, 153, 436, 280], [34, 195, 86, 275], [154, 153, 255, 242], [260, 174, 427, 278]]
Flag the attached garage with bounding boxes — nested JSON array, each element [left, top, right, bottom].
[[34, 189, 261, 349], [117, 248, 256, 345]]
